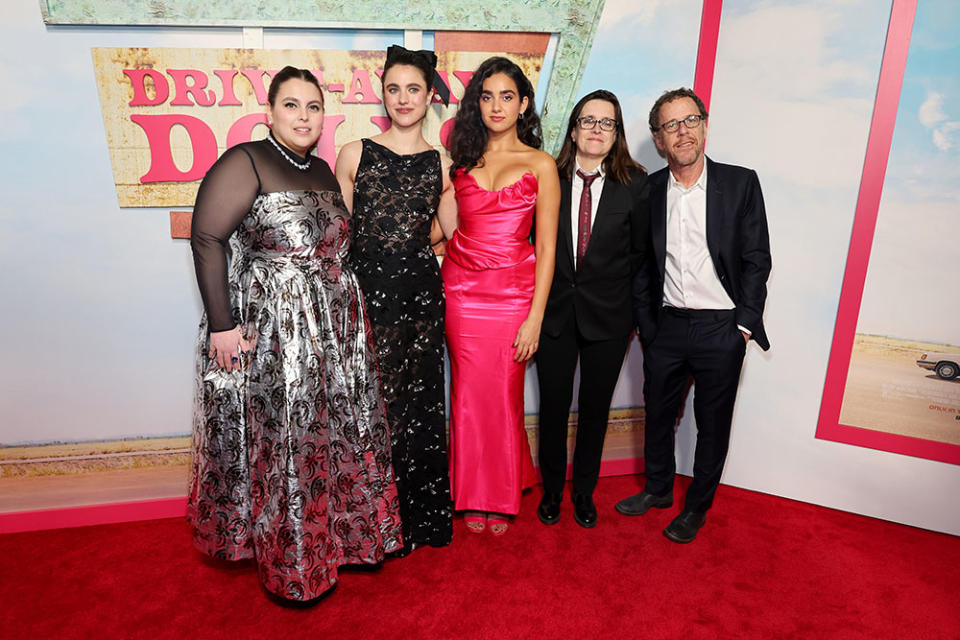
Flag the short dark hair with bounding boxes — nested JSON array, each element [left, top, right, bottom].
[[648, 87, 707, 132], [267, 66, 324, 108], [556, 89, 644, 183]]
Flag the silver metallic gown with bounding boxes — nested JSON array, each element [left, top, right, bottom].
[[186, 138, 402, 601]]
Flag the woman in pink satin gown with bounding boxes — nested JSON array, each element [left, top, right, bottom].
[[443, 57, 560, 535]]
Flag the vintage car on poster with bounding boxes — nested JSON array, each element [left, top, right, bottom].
[[917, 352, 960, 380]]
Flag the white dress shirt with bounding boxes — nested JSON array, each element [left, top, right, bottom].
[[570, 160, 605, 268], [662, 163, 739, 313]]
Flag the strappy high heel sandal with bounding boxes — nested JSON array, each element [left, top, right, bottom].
[[487, 514, 510, 536], [464, 511, 486, 534]]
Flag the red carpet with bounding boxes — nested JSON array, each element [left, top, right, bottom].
[[2, 474, 958, 639]]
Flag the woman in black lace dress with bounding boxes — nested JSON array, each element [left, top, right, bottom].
[[187, 67, 402, 601], [336, 46, 456, 554]]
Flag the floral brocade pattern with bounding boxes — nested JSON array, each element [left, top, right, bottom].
[[349, 139, 453, 554], [187, 189, 402, 601]]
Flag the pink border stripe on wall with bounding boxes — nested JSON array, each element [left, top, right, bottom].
[[0, 498, 187, 535], [814, 0, 959, 465], [694, 0, 723, 111]]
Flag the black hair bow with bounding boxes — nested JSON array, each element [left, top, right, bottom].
[[385, 44, 451, 106]]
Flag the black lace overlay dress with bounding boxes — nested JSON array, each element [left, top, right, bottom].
[[187, 137, 402, 601], [349, 138, 453, 554]]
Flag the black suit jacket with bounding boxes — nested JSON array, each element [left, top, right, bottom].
[[542, 166, 649, 342], [633, 157, 771, 350]]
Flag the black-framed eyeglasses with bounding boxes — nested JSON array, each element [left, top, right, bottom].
[[656, 114, 705, 133], [576, 116, 617, 132]]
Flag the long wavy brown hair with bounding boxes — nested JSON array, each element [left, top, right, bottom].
[[449, 56, 542, 178], [556, 89, 644, 183]]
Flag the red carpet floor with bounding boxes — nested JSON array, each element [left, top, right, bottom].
[[2, 474, 958, 639]]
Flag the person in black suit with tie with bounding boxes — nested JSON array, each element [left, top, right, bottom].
[[536, 90, 649, 528], [615, 88, 771, 543]]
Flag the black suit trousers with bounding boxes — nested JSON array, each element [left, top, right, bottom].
[[536, 316, 630, 496], [642, 307, 745, 513]]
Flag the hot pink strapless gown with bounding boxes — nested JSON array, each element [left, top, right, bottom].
[[442, 169, 538, 515]]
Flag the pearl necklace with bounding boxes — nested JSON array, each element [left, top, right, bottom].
[[267, 132, 311, 171]]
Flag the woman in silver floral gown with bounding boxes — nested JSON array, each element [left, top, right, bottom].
[[186, 67, 402, 602]]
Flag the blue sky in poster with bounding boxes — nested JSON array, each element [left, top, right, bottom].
[[882, 1, 960, 193], [575, 0, 701, 172], [695, 0, 890, 356], [857, 0, 960, 346]]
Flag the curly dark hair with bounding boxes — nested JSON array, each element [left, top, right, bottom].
[[556, 89, 645, 184], [267, 66, 324, 108], [648, 87, 707, 132], [449, 56, 542, 177]]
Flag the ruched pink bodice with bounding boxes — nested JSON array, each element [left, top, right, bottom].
[[444, 171, 537, 271], [442, 169, 538, 515]]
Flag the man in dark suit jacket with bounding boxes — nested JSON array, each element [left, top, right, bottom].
[[536, 90, 649, 528], [616, 88, 771, 543]]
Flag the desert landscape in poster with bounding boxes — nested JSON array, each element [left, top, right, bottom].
[[840, 334, 960, 445]]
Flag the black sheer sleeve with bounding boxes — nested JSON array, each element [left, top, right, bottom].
[[190, 146, 261, 332]]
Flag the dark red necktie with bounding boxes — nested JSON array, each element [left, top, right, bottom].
[[576, 170, 599, 266]]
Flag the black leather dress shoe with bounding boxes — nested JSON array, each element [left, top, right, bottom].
[[571, 493, 597, 529], [537, 492, 562, 525], [663, 510, 707, 543], [614, 490, 673, 516]]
